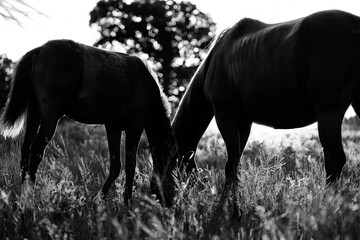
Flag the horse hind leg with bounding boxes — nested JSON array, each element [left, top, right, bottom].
[[27, 113, 58, 182], [99, 123, 122, 199], [21, 101, 40, 182]]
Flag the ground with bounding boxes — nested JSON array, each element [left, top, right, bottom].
[[0, 120, 359, 239]]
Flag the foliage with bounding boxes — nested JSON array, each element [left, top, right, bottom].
[[0, 54, 13, 110], [1, 121, 360, 239], [89, 0, 216, 105], [0, 0, 45, 26], [343, 115, 360, 131]]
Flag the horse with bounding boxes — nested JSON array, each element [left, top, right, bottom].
[[1, 39, 179, 207], [172, 10, 360, 190]]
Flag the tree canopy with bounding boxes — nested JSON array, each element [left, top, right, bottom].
[[0, 55, 13, 109], [89, 0, 216, 105]]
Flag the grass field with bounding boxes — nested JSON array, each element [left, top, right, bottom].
[[0, 120, 360, 239]]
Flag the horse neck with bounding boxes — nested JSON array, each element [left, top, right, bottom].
[[145, 98, 179, 175], [171, 31, 229, 157], [171, 69, 214, 157]]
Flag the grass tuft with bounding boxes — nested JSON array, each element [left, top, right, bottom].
[[0, 121, 359, 239]]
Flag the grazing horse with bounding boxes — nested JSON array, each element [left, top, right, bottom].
[[1, 40, 179, 207], [172, 10, 360, 188]]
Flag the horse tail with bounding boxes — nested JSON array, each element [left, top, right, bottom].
[[1, 47, 39, 138]]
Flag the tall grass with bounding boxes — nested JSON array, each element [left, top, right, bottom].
[[0, 121, 360, 239]]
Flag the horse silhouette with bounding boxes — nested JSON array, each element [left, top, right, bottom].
[[1, 39, 179, 207], [172, 10, 360, 189]]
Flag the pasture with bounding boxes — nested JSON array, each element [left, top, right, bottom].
[[0, 120, 359, 239]]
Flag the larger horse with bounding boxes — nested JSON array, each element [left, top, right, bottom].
[[1, 40, 179, 207], [172, 10, 360, 188]]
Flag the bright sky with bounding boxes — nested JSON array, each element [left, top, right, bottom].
[[2, 0, 360, 60], [0, 0, 358, 122], [0, 0, 99, 60]]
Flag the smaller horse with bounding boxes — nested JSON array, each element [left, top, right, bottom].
[[1, 39, 179, 207]]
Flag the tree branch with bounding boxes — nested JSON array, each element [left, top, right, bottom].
[[0, 0, 47, 26]]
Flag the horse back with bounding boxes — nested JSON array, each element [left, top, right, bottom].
[[205, 16, 305, 120], [73, 45, 159, 124], [30, 40, 158, 125]]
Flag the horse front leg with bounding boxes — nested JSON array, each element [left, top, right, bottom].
[[215, 112, 251, 186], [317, 112, 346, 183], [123, 126, 142, 206], [99, 123, 122, 199], [214, 112, 242, 217]]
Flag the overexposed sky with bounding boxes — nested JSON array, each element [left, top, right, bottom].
[[2, 0, 360, 60], [195, 0, 360, 29], [0, 0, 99, 60]]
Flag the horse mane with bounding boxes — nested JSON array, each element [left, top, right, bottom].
[[138, 58, 171, 118]]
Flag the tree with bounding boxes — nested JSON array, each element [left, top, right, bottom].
[[0, 55, 13, 110], [0, 0, 44, 26], [89, 0, 216, 105]]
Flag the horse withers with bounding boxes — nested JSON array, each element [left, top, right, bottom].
[[172, 10, 360, 188], [1, 39, 179, 207]]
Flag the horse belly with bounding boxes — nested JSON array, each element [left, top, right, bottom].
[[66, 95, 125, 124], [68, 65, 129, 123], [245, 80, 316, 129], [253, 108, 316, 129]]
